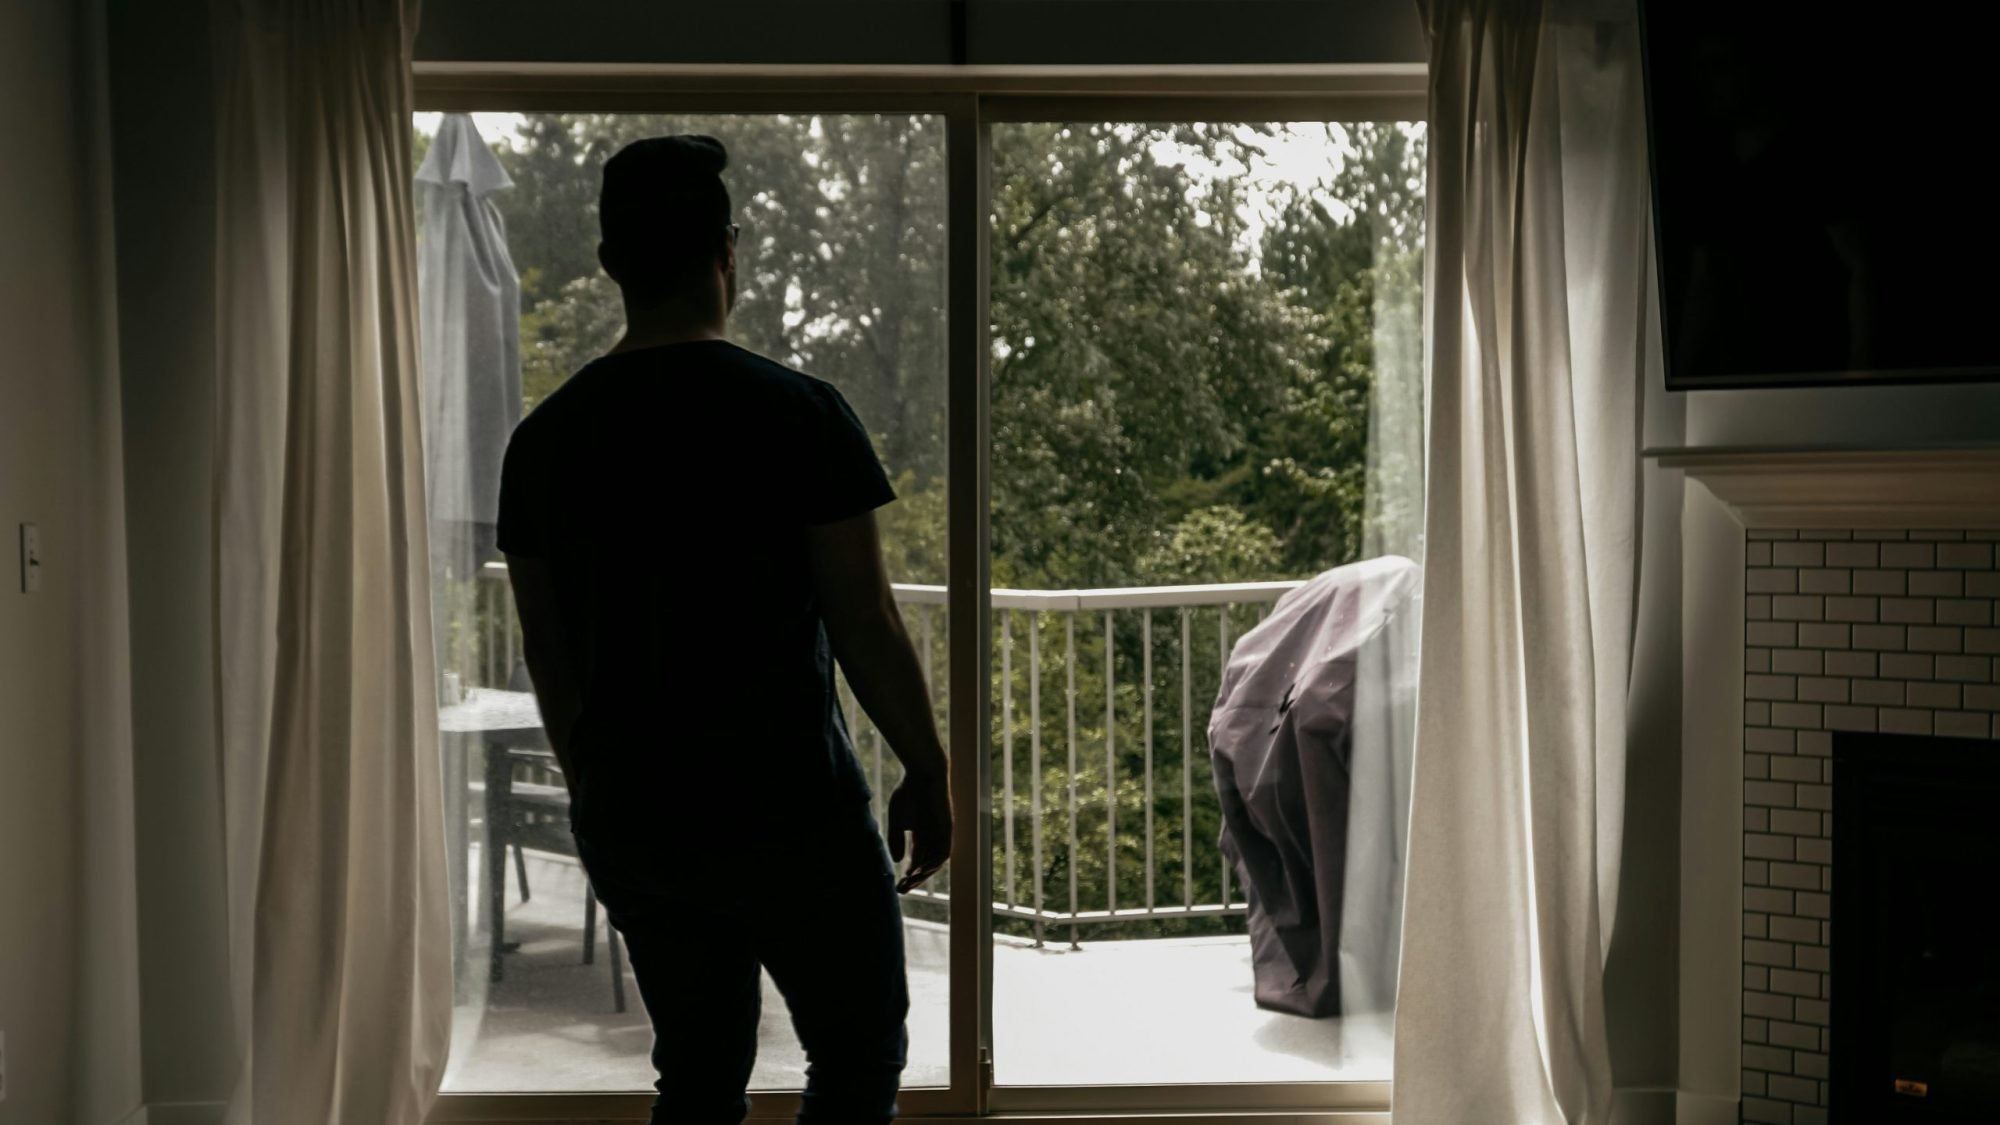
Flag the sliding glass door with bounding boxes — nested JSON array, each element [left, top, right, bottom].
[[415, 82, 1425, 1121], [983, 117, 1424, 1106], [415, 110, 957, 1112]]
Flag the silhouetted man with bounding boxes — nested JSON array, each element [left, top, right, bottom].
[[497, 134, 952, 1125]]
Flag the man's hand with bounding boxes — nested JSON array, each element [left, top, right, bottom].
[[808, 511, 954, 893], [887, 771, 952, 893]]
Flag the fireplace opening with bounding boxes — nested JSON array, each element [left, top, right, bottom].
[[1832, 733, 2000, 1123]]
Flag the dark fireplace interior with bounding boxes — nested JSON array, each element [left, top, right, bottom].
[[1832, 733, 2000, 1123]]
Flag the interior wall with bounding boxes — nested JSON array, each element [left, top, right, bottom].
[[105, 0, 238, 1117], [0, 0, 144, 1121], [415, 0, 1426, 65]]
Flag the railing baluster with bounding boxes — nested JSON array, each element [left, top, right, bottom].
[[1002, 609, 1015, 911], [1066, 611, 1079, 948], [1105, 610, 1116, 915], [1143, 609, 1154, 913], [1219, 605, 1232, 907], [919, 605, 935, 706], [1181, 606, 1193, 909], [871, 708, 885, 825], [484, 581, 498, 687], [503, 586, 517, 683], [1029, 611, 1044, 946]]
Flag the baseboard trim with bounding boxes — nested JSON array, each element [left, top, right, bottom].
[[1611, 1088, 1677, 1125], [1676, 1091, 1738, 1125]]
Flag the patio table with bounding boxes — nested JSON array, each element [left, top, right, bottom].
[[439, 687, 547, 984]]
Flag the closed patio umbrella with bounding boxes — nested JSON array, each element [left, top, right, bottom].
[[417, 113, 520, 583]]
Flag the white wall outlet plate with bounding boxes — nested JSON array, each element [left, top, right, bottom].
[[19, 523, 40, 594]]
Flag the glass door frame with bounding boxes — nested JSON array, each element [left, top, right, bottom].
[[415, 64, 1424, 1124]]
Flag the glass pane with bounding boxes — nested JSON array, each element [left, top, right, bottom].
[[415, 111, 950, 1094], [986, 121, 1426, 1087]]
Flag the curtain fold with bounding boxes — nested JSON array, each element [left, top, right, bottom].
[[1393, 1, 1652, 1121], [212, 1, 450, 1121]]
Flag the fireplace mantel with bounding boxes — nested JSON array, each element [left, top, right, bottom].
[[1651, 446, 2000, 528]]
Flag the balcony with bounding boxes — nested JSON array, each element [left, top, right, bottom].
[[441, 574, 1395, 1092]]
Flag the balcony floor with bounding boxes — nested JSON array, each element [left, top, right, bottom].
[[444, 850, 1392, 1094]]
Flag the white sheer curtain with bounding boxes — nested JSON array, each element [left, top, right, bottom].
[[212, 1, 450, 1121], [1394, 1, 1651, 1122]]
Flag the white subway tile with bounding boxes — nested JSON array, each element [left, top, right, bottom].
[[1878, 708, 1933, 735], [1748, 674, 1797, 701], [1774, 543, 1824, 567], [1938, 599, 1994, 626], [1746, 727, 1796, 754], [1907, 625, 1963, 653], [1750, 569, 1800, 594], [1879, 597, 1935, 624], [1936, 711, 1990, 738], [1904, 681, 1959, 709], [1934, 655, 1991, 682], [1771, 649, 1821, 675], [1851, 569, 1904, 595], [1937, 542, 1995, 569], [1881, 543, 1936, 568], [1749, 622, 1798, 648], [1909, 570, 1963, 597], [1850, 679, 1904, 706], [1879, 652, 1934, 679], [1773, 596, 1824, 621], [1848, 624, 1902, 650]]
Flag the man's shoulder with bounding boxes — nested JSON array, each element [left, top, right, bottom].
[[509, 342, 841, 444], [712, 342, 839, 403], [507, 356, 616, 447], [505, 390, 562, 459]]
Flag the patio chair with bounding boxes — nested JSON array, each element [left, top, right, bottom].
[[485, 663, 628, 1013]]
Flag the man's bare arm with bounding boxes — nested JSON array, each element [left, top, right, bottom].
[[806, 511, 952, 891], [506, 553, 583, 785]]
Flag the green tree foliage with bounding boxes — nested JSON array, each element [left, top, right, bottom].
[[1250, 123, 1426, 570], [990, 123, 1310, 590], [491, 114, 949, 534]]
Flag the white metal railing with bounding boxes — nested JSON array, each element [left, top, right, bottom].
[[465, 562, 1300, 944]]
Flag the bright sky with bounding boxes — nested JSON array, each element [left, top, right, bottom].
[[413, 113, 1364, 262], [1147, 123, 1358, 260]]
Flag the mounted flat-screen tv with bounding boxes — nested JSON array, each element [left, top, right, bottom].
[[1640, 5, 2000, 390]]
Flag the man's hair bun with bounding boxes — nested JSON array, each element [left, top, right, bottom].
[[656, 134, 728, 176], [598, 134, 734, 279]]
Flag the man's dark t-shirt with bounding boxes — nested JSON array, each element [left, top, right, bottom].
[[496, 340, 895, 853]]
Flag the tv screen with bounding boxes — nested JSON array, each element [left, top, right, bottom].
[[1641, 6, 2000, 390]]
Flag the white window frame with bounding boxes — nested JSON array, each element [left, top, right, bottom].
[[417, 62, 1425, 1125]]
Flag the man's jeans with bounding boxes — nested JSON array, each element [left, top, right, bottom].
[[576, 804, 909, 1124]]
